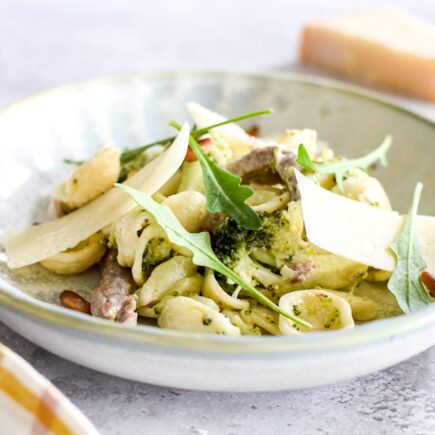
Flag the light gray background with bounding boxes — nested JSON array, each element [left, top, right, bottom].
[[1, 1, 435, 434]]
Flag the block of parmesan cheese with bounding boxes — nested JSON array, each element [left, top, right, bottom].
[[300, 7, 435, 101]]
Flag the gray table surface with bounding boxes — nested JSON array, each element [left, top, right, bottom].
[[1, 1, 435, 434]]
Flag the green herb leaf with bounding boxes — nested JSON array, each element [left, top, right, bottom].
[[296, 143, 317, 171], [120, 143, 167, 165], [297, 135, 392, 191], [63, 158, 84, 165], [170, 121, 262, 231], [387, 183, 431, 313], [116, 183, 311, 328]]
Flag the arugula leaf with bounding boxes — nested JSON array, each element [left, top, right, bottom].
[[65, 109, 273, 166], [170, 121, 262, 231], [116, 184, 311, 328], [297, 135, 392, 191], [387, 183, 431, 313]]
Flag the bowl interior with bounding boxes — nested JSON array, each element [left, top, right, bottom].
[[0, 71, 434, 325]]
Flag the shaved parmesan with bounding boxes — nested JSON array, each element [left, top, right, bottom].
[[295, 170, 435, 272], [186, 102, 275, 158], [3, 124, 190, 268]]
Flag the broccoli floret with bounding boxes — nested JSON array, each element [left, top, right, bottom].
[[142, 237, 175, 278], [206, 131, 233, 166], [214, 206, 307, 288], [261, 203, 308, 264]]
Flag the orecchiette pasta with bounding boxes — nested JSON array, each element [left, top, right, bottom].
[[202, 269, 249, 310], [332, 169, 391, 210], [172, 273, 204, 297], [325, 290, 379, 321], [277, 129, 318, 156], [54, 145, 121, 210], [137, 273, 205, 319], [306, 172, 336, 190], [366, 268, 392, 282], [240, 305, 280, 335], [138, 256, 197, 307], [354, 282, 403, 319], [279, 290, 355, 334], [222, 309, 260, 335], [251, 192, 291, 214], [157, 170, 182, 197], [280, 253, 368, 292], [177, 161, 205, 194], [162, 191, 207, 232], [247, 187, 277, 205], [192, 295, 220, 311], [40, 234, 106, 275], [157, 296, 241, 335], [136, 296, 173, 319], [250, 249, 277, 268], [114, 207, 148, 267], [131, 224, 166, 285]]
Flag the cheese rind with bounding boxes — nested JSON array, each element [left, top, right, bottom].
[[300, 7, 435, 101]]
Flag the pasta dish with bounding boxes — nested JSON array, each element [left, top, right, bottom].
[[3, 102, 435, 336]]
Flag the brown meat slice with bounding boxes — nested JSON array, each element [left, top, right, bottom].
[[274, 149, 300, 200], [90, 249, 137, 325], [115, 297, 138, 325], [227, 145, 299, 197], [227, 146, 277, 182]]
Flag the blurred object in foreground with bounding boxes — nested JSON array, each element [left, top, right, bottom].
[[300, 7, 435, 102], [0, 343, 99, 434]]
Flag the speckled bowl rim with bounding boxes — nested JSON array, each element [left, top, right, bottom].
[[0, 70, 434, 355]]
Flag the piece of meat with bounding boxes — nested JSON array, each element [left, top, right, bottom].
[[227, 145, 299, 197], [227, 146, 277, 182], [90, 249, 137, 325], [116, 297, 138, 325], [289, 260, 313, 283], [274, 149, 300, 200]]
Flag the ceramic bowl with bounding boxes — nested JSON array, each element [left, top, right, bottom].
[[0, 71, 434, 392]]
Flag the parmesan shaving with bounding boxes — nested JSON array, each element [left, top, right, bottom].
[[186, 102, 275, 157], [295, 170, 435, 272], [3, 124, 190, 268]]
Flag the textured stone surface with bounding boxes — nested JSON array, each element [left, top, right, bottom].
[[1, 1, 435, 434]]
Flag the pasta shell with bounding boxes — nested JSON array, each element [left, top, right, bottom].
[[40, 234, 106, 275], [158, 296, 241, 335], [202, 269, 249, 310], [279, 289, 355, 334], [138, 256, 197, 307], [162, 191, 207, 233], [332, 169, 391, 210], [54, 145, 121, 210]]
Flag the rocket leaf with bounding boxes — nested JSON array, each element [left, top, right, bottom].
[[297, 135, 392, 191], [387, 183, 431, 313], [170, 121, 262, 231]]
